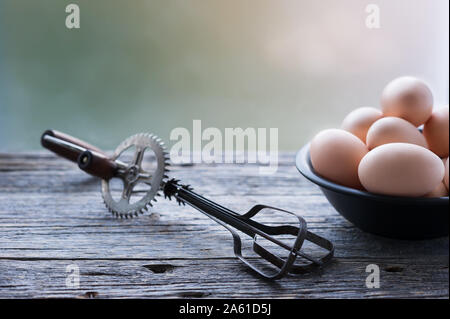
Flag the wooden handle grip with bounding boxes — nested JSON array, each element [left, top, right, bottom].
[[41, 129, 117, 180], [41, 129, 106, 163], [78, 151, 117, 180]]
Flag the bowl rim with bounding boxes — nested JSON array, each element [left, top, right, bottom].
[[296, 143, 449, 204]]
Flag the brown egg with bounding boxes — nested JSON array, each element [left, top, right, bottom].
[[310, 129, 368, 189], [366, 117, 428, 150], [425, 182, 449, 198], [381, 76, 433, 126], [445, 158, 449, 191], [358, 143, 444, 197], [423, 106, 449, 158], [341, 107, 383, 143]]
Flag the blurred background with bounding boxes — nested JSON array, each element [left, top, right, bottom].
[[0, 0, 448, 151]]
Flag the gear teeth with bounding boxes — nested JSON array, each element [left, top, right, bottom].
[[175, 196, 185, 205], [103, 132, 169, 219]]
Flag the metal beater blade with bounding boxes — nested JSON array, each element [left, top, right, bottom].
[[163, 179, 334, 280]]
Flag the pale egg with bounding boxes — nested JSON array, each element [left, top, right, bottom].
[[445, 158, 449, 191], [381, 76, 433, 127], [366, 117, 428, 150], [341, 107, 383, 143], [425, 182, 449, 198], [310, 129, 368, 189], [358, 143, 444, 197], [423, 106, 449, 158]]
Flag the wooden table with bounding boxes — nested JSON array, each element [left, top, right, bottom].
[[0, 152, 448, 298]]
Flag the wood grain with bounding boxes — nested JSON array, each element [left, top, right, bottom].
[[0, 152, 448, 298]]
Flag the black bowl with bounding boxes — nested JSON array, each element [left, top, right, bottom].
[[296, 144, 449, 239]]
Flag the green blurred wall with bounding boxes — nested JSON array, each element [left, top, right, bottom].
[[0, 0, 448, 151]]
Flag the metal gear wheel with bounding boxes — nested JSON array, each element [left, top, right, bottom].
[[101, 133, 169, 218]]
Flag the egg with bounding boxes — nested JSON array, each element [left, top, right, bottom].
[[423, 106, 449, 158], [381, 76, 433, 126], [310, 129, 368, 189], [358, 143, 444, 197], [425, 182, 449, 198], [366, 117, 428, 150], [341, 107, 383, 143], [445, 158, 449, 190]]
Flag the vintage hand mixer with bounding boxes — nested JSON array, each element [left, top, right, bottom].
[[41, 130, 334, 280]]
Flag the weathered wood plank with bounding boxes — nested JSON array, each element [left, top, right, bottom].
[[0, 152, 448, 298], [0, 259, 447, 298]]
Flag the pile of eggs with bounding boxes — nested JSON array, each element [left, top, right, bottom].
[[310, 76, 449, 198]]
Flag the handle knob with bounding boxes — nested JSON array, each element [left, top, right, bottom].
[[78, 150, 117, 180]]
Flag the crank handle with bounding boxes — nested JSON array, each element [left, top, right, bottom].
[[41, 129, 117, 180]]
